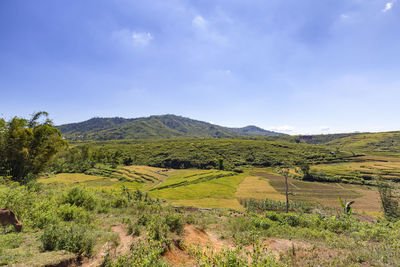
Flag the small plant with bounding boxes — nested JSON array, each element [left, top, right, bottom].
[[338, 196, 354, 216]]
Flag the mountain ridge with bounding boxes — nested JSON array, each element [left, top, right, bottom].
[[57, 114, 285, 140]]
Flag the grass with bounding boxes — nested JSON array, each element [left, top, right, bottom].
[[149, 172, 246, 200]]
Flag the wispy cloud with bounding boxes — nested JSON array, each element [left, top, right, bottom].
[[192, 15, 208, 30], [112, 29, 153, 48], [191, 15, 227, 45], [132, 32, 153, 46], [383, 2, 394, 12]]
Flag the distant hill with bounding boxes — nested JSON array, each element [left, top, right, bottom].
[[325, 131, 400, 156], [272, 131, 400, 156], [57, 114, 285, 140]]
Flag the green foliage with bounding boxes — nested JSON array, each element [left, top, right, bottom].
[[187, 243, 280, 266], [240, 198, 316, 213], [40, 223, 95, 256], [52, 138, 346, 173], [113, 239, 168, 267], [0, 112, 67, 183], [338, 197, 355, 216], [377, 178, 400, 220], [61, 187, 97, 210]]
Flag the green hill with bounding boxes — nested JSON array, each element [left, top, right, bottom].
[[57, 114, 284, 140], [325, 131, 400, 156]]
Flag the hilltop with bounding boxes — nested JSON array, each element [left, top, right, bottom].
[[57, 114, 284, 140]]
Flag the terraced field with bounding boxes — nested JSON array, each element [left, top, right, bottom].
[[309, 155, 400, 183], [39, 166, 382, 214], [252, 170, 380, 214]]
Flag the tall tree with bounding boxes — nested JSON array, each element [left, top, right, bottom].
[[0, 112, 67, 183], [279, 162, 292, 213]]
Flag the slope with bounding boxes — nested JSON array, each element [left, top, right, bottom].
[[57, 114, 284, 140]]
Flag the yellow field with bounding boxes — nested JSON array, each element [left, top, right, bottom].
[[235, 176, 285, 201], [38, 173, 104, 184], [171, 198, 243, 210]]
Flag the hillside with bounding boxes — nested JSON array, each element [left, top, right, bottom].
[[325, 131, 400, 156], [57, 115, 284, 140]]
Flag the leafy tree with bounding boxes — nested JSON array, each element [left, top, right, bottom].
[[0, 112, 67, 183], [300, 163, 311, 180], [218, 158, 224, 170]]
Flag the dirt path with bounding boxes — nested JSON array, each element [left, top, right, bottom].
[[81, 224, 133, 267]]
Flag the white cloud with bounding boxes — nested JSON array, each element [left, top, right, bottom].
[[191, 15, 228, 45], [132, 32, 153, 46], [192, 15, 208, 30], [112, 29, 153, 48], [269, 125, 296, 133], [383, 2, 394, 12], [319, 126, 330, 132], [340, 14, 350, 20]]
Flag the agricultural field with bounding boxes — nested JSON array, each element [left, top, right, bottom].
[[39, 166, 382, 215], [326, 131, 400, 156], [308, 155, 400, 184], [1, 172, 397, 266]]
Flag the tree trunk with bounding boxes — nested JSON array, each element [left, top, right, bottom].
[[285, 174, 289, 213]]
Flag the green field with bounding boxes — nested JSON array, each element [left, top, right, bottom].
[[39, 166, 382, 214]]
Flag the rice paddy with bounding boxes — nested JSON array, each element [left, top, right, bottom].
[[310, 155, 400, 182], [39, 166, 383, 214]]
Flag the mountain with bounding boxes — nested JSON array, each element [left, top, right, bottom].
[[57, 114, 285, 140]]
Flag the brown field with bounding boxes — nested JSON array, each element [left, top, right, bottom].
[[252, 170, 382, 214]]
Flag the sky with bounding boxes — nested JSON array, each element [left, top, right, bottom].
[[0, 0, 399, 135]]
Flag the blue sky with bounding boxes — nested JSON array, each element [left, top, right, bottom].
[[1, 0, 399, 134]]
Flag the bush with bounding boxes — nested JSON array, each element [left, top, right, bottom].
[[165, 213, 184, 234], [61, 187, 97, 210], [57, 204, 92, 223], [147, 219, 169, 241], [41, 223, 95, 256], [251, 217, 274, 230], [279, 213, 300, 227]]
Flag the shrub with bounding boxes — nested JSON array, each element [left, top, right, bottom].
[[111, 195, 128, 208], [147, 219, 169, 241], [40, 223, 95, 256], [251, 217, 274, 230], [61, 187, 97, 210], [137, 214, 150, 226], [57, 204, 92, 223], [165, 213, 184, 234], [279, 213, 300, 227]]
